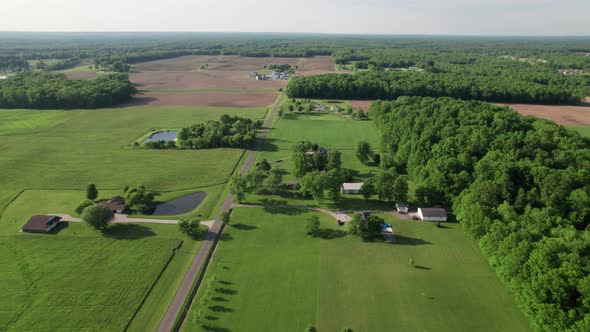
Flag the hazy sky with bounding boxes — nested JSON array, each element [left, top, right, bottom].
[[2, 0, 589, 35]]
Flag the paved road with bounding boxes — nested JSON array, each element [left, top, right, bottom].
[[157, 94, 284, 332]]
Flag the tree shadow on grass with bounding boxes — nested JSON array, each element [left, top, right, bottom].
[[414, 265, 432, 270], [220, 233, 234, 242], [394, 234, 432, 246], [215, 287, 237, 295], [212, 296, 228, 302], [230, 223, 257, 231], [219, 280, 233, 285], [204, 315, 219, 321], [209, 305, 234, 313], [201, 324, 231, 332], [314, 228, 347, 239], [263, 206, 307, 216], [102, 223, 156, 240]]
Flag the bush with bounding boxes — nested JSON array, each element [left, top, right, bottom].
[[75, 199, 95, 214], [179, 219, 203, 239], [305, 215, 320, 235]]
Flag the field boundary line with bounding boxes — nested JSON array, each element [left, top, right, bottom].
[[124, 239, 184, 331], [0, 189, 25, 220]]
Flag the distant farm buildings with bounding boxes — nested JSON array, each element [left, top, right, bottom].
[[341, 182, 364, 195], [22, 215, 62, 233], [395, 203, 409, 214]]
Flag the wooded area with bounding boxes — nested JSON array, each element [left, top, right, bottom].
[[0, 72, 136, 109], [371, 97, 590, 332]]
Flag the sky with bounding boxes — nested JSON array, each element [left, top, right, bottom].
[[1, 0, 589, 36]]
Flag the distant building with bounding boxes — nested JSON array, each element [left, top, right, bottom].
[[249, 71, 258, 78], [395, 203, 409, 214], [313, 104, 326, 112], [101, 196, 127, 214], [417, 208, 447, 221], [331, 105, 341, 112], [341, 183, 364, 195], [22, 215, 62, 233], [255, 75, 267, 80]]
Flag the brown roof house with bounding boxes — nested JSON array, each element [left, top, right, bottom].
[[101, 196, 127, 214], [22, 215, 62, 233]]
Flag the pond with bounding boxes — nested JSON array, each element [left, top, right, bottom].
[[144, 130, 178, 142], [152, 192, 207, 216]]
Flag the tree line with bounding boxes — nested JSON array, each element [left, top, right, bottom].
[[0, 72, 136, 109], [371, 96, 590, 332], [286, 69, 588, 105]]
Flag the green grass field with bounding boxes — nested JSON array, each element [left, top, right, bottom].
[[0, 103, 266, 330], [0, 106, 264, 191], [184, 207, 531, 332], [568, 125, 590, 137]]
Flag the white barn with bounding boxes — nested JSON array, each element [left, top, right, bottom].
[[417, 208, 447, 221], [341, 183, 363, 195]]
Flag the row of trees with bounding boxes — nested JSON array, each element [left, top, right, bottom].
[[371, 96, 590, 331], [286, 70, 588, 104], [175, 115, 262, 149], [0, 72, 136, 109], [229, 159, 284, 202]]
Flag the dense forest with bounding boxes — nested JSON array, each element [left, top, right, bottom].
[[176, 114, 262, 149], [371, 97, 590, 332], [286, 59, 589, 104], [0, 72, 136, 109]]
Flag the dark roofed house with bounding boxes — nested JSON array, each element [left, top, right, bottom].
[[22, 215, 62, 233], [101, 196, 127, 214]]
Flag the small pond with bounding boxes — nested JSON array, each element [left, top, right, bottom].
[[144, 130, 178, 142], [152, 192, 207, 216]]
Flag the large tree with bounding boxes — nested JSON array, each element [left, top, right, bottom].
[[124, 185, 155, 213], [86, 183, 98, 200], [81, 204, 113, 230], [355, 140, 373, 164]]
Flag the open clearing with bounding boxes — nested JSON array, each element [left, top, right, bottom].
[[184, 207, 530, 332], [132, 91, 277, 107], [496, 103, 590, 126], [299, 56, 337, 76]]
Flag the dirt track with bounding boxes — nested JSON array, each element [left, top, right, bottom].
[[496, 103, 590, 126]]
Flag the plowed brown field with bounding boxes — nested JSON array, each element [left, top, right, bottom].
[[497, 103, 590, 126], [131, 92, 277, 107]]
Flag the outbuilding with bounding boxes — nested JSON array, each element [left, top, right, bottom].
[[101, 196, 127, 214], [417, 208, 447, 221], [22, 215, 62, 233], [341, 182, 364, 195]]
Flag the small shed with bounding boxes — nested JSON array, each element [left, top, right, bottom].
[[417, 208, 447, 221], [22, 215, 62, 233], [341, 183, 364, 195], [331, 105, 341, 112]]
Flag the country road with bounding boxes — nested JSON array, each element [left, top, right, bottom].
[[156, 94, 284, 332]]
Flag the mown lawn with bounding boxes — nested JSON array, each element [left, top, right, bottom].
[[0, 232, 181, 331], [568, 125, 590, 137], [184, 207, 531, 332], [0, 106, 264, 191]]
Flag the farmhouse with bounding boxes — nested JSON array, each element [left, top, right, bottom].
[[101, 196, 127, 214], [341, 182, 364, 195], [331, 105, 341, 112], [22, 215, 62, 233], [417, 208, 447, 221], [248, 71, 258, 78], [255, 75, 267, 80], [396, 203, 409, 214], [313, 104, 326, 112]]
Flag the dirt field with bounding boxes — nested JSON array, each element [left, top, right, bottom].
[[497, 103, 590, 126], [299, 56, 336, 76], [350, 100, 373, 112], [64, 72, 99, 80], [130, 92, 277, 107], [132, 55, 301, 72], [130, 71, 287, 91]]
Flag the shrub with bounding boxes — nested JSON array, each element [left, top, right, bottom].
[[81, 204, 114, 230]]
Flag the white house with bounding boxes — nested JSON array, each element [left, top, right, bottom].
[[341, 183, 364, 195], [417, 208, 447, 221]]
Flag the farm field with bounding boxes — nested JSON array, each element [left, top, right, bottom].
[[133, 91, 278, 107], [569, 125, 590, 137], [132, 55, 300, 72], [299, 56, 337, 75], [497, 103, 590, 126], [0, 226, 195, 331], [183, 207, 531, 332], [0, 106, 265, 191]]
